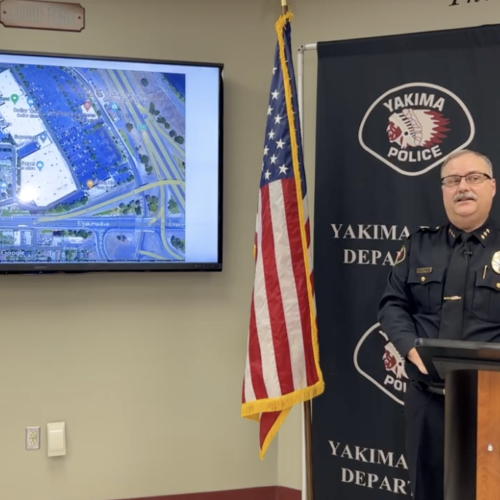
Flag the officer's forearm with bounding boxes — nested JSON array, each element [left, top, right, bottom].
[[377, 246, 417, 359], [378, 304, 417, 360]]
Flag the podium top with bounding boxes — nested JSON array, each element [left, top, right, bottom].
[[414, 338, 500, 384]]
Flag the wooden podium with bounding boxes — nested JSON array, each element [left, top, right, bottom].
[[415, 338, 500, 500]]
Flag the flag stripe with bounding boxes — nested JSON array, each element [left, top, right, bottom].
[[260, 411, 281, 449], [303, 194, 313, 272], [246, 295, 265, 402], [305, 216, 311, 250], [243, 351, 256, 404], [254, 192, 281, 399], [282, 178, 319, 387], [246, 192, 267, 402], [261, 183, 295, 396], [269, 180, 307, 391]]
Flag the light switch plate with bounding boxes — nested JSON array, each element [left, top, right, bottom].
[[26, 426, 40, 450], [47, 422, 66, 457]]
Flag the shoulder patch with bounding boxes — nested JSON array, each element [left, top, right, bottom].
[[395, 245, 406, 265]]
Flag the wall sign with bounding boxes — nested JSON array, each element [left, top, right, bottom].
[[0, 0, 85, 32]]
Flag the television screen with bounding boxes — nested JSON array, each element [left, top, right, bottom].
[[0, 50, 223, 272]]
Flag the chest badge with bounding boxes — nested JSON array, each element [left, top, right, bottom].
[[491, 251, 500, 274]]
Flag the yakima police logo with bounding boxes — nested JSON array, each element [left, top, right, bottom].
[[359, 83, 475, 176], [354, 322, 408, 405]]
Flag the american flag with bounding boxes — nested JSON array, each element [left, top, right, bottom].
[[241, 12, 325, 460]]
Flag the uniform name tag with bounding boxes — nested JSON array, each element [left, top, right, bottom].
[[416, 267, 432, 274]]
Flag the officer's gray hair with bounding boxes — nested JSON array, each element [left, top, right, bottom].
[[441, 149, 494, 178]]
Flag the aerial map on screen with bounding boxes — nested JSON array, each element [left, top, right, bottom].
[[0, 62, 186, 264]]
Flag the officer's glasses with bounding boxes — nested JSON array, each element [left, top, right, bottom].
[[441, 172, 492, 188]]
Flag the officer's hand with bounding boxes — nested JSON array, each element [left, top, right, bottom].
[[407, 348, 428, 375]]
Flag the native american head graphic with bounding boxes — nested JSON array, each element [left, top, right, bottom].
[[387, 108, 450, 149], [383, 341, 408, 380]]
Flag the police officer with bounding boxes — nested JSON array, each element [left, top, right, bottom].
[[378, 149, 499, 500]]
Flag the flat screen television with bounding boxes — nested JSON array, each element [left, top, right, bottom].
[[0, 50, 223, 273]]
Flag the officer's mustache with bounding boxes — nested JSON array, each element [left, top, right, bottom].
[[454, 191, 478, 202]]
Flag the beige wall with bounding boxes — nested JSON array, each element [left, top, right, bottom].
[[2, 1, 500, 499]]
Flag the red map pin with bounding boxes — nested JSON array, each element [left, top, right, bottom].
[[84, 101, 92, 111]]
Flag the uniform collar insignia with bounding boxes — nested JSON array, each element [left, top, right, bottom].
[[472, 220, 493, 247], [449, 221, 492, 247]]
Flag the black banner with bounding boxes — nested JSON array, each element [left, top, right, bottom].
[[312, 25, 500, 499]]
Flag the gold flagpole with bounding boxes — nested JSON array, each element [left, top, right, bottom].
[[281, 0, 288, 15]]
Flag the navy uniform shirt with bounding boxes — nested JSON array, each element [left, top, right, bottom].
[[378, 220, 500, 373]]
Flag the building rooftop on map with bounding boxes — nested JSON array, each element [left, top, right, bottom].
[[19, 142, 78, 208], [0, 69, 24, 100]]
